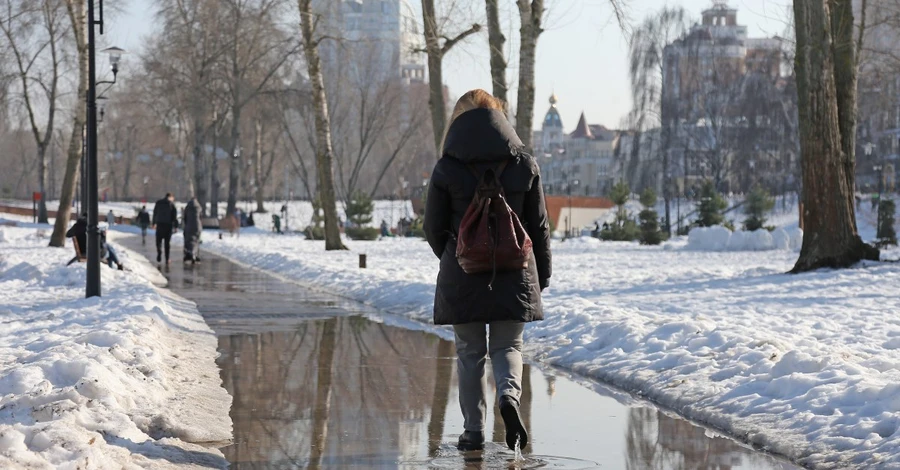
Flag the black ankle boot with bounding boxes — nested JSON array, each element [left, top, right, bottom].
[[499, 395, 528, 450], [457, 430, 485, 451]]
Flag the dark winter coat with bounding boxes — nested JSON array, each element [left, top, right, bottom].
[[424, 108, 552, 325], [66, 216, 87, 253], [183, 198, 202, 256], [152, 198, 178, 228], [183, 199, 202, 237], [137, 210, 151, 227]]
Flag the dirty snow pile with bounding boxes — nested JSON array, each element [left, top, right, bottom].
[[199, 227, 900, 469], [0, 225, 231, 469]]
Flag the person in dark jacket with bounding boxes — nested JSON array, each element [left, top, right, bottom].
[[423, 89, 552, 452], [152, 193, 178, 264], [137, 206, 151, 245], [66, 213, 88, 256], [182, 197, 202, 263], [65, 214, 122, 270]]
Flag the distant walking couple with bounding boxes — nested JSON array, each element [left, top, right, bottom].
[[152, 193, 202, 265], [424, 89, 552, 452]]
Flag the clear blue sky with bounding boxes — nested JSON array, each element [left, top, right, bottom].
[[107, 0, 792, 131]]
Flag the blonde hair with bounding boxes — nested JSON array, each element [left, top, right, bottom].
[[442, 89, 506, 150]]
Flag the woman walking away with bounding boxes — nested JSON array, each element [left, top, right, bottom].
[[183, 197, 202, 264], [424, 89, 552, 452]]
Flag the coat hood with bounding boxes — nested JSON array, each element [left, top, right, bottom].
[[442, 108, 524, 162]]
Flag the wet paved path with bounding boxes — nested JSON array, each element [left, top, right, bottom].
[[119, 236, 799, 469]]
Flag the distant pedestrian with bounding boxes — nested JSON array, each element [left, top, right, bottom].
[[183, 197, 202, 263], [423, 89, 551, 452], [247, 212, 255, 227], [107, 209, 115, 227], [272, 214, 282, 234], [137, 206, 151, 245], [152, 193, 178, 264], [380, 219, 390, 238]]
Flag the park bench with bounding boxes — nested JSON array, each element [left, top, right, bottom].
[[201, 217, 220, 230], [66, 238, 86, 266]]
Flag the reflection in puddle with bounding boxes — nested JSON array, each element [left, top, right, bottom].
[[216, 317, 795, 470], [114, 237, 797, 470]]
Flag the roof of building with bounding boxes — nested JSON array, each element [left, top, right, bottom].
[[570, 112, 593, 139]]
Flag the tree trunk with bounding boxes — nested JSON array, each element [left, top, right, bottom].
[[211, 124, 220, 218], [192, 118, 209, 215], [515, 0, 544, 154], [38, 145, 48, 223], [122, 126, 135, 200], [227, 106, 241, 217], [485, 0, 508, 105], [299, 0, 347, 250], [50, 0, 87, 247], [309, 318, 336, 470], [791, 0, 877, 272], [422, 0, 446, 158], [829, 0, 857, 220], [254, 119, 266, 213]]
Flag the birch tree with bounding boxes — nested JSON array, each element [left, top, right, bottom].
[[298, 0, 346, 250], [49, 0, 85, 247], [627, 6, 689, 235], [0, 0, 67, 224], [514, 0, 543, 154], [791, 0, 878, 271], [485, 0, 507, 105], [420, 0, 481, 157]]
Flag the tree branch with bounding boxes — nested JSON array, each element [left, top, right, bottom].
[[440, 23, 482, 56], [856, 0, 868, 69]]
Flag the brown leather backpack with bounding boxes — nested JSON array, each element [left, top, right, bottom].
[[456, 160, 533, 290]]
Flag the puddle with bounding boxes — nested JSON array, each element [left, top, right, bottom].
[[119, 236, 800, 469]]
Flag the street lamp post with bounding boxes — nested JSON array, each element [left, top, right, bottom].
[[85, 0, 124, 298]]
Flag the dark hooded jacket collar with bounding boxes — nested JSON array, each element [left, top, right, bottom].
[[441, 108, 524, 162]]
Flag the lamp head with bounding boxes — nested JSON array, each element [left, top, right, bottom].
[[102, 47, 126, 75]]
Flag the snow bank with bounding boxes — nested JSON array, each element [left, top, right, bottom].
[[199, 231, 900, 468], [0, 226, 231, 468], [687, 226, 802, 252]]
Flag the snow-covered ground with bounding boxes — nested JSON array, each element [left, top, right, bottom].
[[1, 199, 416, 234], [194, 225, 900, 468], [0, 222, 232, 468]]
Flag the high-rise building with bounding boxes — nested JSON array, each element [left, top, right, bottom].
[[316, 0, 425, 82]]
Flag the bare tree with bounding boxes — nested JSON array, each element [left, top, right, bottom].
[[420, 0, 481, 157], [278, 91, 315, 201], [514, 0, 543, 153], [145, 0, 231, 215], [327, 45, 426, 203], [48, 0, 85, 246], [791, 0, 878, 271], [1, 0, 68, 224], [485, 0, 507, 104], [298, 0, 346, 250], [221, 0, 296, 217], [248, 105, 282, 212], [627, 6, 689, 234]]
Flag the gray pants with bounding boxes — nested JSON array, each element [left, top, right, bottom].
[[453, 321, 525, 432]]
